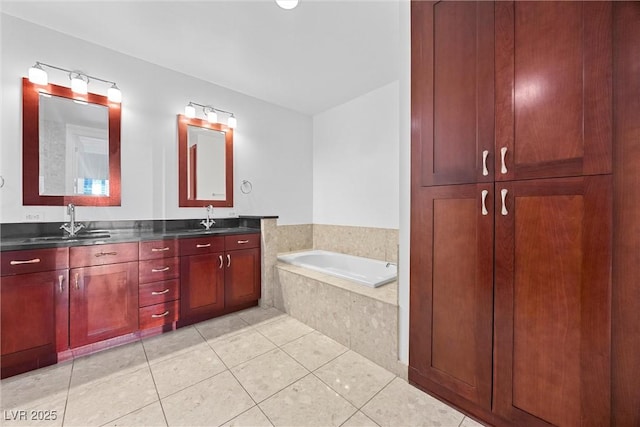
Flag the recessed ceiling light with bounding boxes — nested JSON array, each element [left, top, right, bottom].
[[276, 0, 299, 10]]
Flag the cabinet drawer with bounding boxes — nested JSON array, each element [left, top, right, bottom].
[[70, 242, 138, 268], [139, 239, 179, 260], [139, 300, 180, 329], [224, 233, 260, 251], [139, 258, 179, 283], [1, 248, 69, 276], [139, 279, 180, 307], [179, 236, 224, 256]]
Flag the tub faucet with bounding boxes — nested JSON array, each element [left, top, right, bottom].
[[60, 203, 85, 237], [385, 262, 397, 268], [200, 205, 215, 230]]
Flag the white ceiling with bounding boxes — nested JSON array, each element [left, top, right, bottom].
[[1, 0, 401, 115]]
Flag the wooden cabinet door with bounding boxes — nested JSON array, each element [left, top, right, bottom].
[[225, 248, 261, 308], [409, 184, 494, 408], [0, 270, 67, 378], [493, 175, 612, 426], [70, 262, 138, 348], [495, 1, 612, 182], [412, 1, 494, 186], [180, 253, 224, 320]]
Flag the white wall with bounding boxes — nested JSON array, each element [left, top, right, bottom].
[[312, 81, 399, 229], [0, 14, 313, 225]]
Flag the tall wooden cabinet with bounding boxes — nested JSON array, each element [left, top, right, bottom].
[[410, 1, 639, 426]]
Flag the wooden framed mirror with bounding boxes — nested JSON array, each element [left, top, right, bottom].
[[177, 114, 233, 208], [22, 78, 121, 206]]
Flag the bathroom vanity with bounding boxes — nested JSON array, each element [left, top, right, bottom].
[[0, 220, 264, 379]]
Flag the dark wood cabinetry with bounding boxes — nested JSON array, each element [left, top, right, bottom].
[[410, 1, 636, 425], [180, 233, 261, 325], [0, 248, 69, 378], [180, 236, 226, 322], [69, 243, 138, 348]]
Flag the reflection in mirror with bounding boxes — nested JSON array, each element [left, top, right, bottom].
[[39, 94, 109, 196], [22, 78, 121, 206], [178, 115, 233, 208], [187, 125, 226, 200]]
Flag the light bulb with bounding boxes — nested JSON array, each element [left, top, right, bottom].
[[71, 75, 88, 95], [207, 110, 218, 123], [185, 104, 196, 118], [107, 84, 122, 103], [28, 64, 48, 85], [276, 0, 298, 10], [227, 115, 237, 129]]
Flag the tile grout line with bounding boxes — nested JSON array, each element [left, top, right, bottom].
[[140, 338, 170, 427], [60, 360, 75, 427]]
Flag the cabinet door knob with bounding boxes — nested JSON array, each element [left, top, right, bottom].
[[151, 247, 170, 252], [151, 266, 170, 273], [227, 254, 231, 268], [500, 147, 508, 174], [58, 274, 64, 293], [501, 189, 509, 216], [10, 258, 40, 265], [481, 190, 489, 216], [196, 243, 211, 248], [151, 289, 170, 296], [151, 311, 170, 318], [219, 255, 224, 269], [482, 150, 490, 176]]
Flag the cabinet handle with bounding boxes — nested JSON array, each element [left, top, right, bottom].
[[151, 289, 170, 295], [219, 255, 224, 269], [74, 273, 80, 290], [501, 189, 509, 216], [151, 311, 170, 318], [10, 258, 41, 265], [151, 266, 170, 273], [151, 247, 170, 252], [196, 243, 211, 248], [237, 239, 250, 244], [500, 147, 508, 174], [95, 251, 117, 257], [482, 150, 489, 176], [481, 190, 489, 216], [227, 254, 231, 268], [58, 275, 64, 293]]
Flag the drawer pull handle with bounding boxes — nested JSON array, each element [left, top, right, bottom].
[[500, 147, 508, 174], [95, 251, 117, 257], [151, 266, 170, 273], [237, 240, 250, 244], [501, 188, 509, 216], [227, 254, 231, 268], [219, 255, 224, 269], [58, 275, 64, 293], [151, 311, 170, 318], [481, 190, 489, 216], [151, 247, 170, 252], [151, 289, 170, 295], [10, 258, 41, 265], [75, 273, 80, 290], [482, 150, 489, 176], [196, 243, 211, 248]]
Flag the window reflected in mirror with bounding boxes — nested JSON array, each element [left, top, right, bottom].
[[22, 78, 121, 206], [178, 115, 233, 208]]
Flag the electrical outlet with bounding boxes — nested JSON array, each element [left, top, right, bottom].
[[25, 212, 44, 222]]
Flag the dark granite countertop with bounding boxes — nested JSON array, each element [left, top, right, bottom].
[[0, 216, 275, 252]]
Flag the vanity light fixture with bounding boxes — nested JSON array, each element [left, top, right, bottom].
[[27, 61, 122, 103], [184, 101, 237, 128], [276, 0, 299, 10]]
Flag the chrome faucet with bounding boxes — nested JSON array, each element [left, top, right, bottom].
[[200, 205, 215, 230], [60, 203, 85, 237]]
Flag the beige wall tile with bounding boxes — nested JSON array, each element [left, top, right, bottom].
[[261, 218, 278, 307], [277, 224, 313, 253], [313, 224, 398, 262]]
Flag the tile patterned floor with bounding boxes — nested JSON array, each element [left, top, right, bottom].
[[0, 306, 485, 427]]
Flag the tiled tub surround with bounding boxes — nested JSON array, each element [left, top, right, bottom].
[[271, 224, 403, 377], [0, 306, 483, 427]]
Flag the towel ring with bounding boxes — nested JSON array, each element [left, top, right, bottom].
[[240, 180, 253, 194]]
